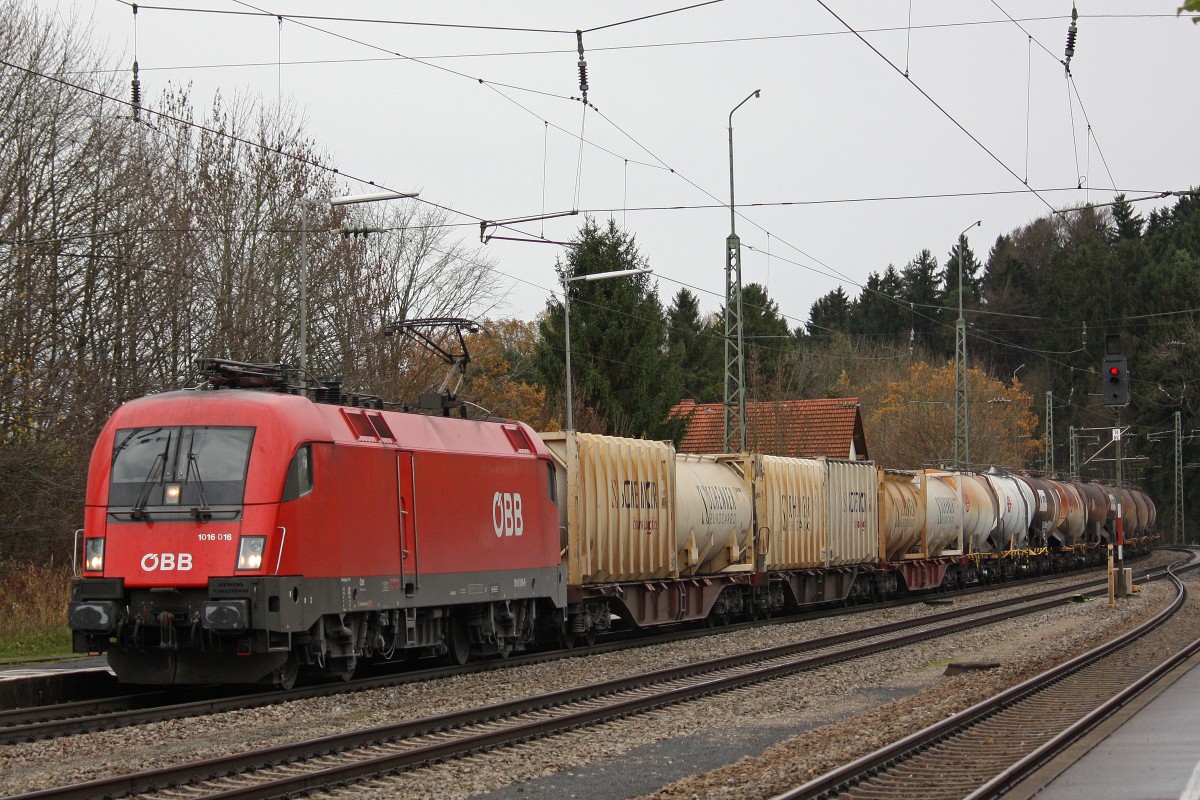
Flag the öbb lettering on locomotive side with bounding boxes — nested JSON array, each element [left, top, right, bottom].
[[67, 361, 1158, 688]]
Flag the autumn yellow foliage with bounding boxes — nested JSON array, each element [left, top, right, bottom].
[[462, 319, 554, 429], [870, 361, 1041, 470]]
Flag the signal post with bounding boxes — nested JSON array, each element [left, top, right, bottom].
[[1104, 335, 1130, 604]]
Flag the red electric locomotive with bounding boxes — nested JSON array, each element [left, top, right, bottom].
[[69, 359, 565, 687]]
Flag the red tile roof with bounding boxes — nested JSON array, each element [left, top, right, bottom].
[[671, 397, 868, 459]]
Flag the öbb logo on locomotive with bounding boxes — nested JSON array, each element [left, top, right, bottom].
[[140, 552, 193, 572], [492, 491, 524, 537]]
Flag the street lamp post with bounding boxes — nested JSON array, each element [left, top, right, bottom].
[[724, 89, 760, 453], [299, 191, 419, 374], [954, 220, 981, 469], [564, 267, 652, 431]]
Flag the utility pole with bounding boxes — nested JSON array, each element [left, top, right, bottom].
[[1176, 410, 1184, 546], [1044, 391, 1054, 472], [1115, 414, 1124, 592], [954, 221, 980, 469], [1069, 424, 1078, 477], [723, 89, 760, 452]]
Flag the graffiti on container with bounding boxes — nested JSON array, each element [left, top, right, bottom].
[[697, 484, 741, 527]]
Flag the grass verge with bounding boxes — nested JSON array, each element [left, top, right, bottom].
[[0, 559, 74, 660]]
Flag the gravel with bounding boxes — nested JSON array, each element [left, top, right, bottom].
[[0, 556, 1184, 799]]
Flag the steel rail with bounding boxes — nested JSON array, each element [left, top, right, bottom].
[[774, 566, 1189, 800], [15, 563, 1186, 800], [2, 558, 1144, 744]]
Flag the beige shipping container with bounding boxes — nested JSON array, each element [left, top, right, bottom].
[[540, 431, 676, 584], [758, 456, 877, 570], [675, 454, 755, 574]]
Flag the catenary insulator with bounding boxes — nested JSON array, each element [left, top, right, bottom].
[[1064, 5, 1078, 64], [575, 29, 589, 104], [131, 60, 141, 120]]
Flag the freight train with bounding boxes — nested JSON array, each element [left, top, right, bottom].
[[68, 359, 1157, 687]]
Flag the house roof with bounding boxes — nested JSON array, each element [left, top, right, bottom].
[[671, 397, 868, 460]]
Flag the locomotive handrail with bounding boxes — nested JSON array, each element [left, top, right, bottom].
[[71, 528, 83, 578], [275, 527, 287, 576]]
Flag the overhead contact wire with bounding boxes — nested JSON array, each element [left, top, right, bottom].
[[581, 0, 727, 33], [813, 0, 1060, 216]]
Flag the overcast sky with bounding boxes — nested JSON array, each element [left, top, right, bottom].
[[61, 1, 1200, 329]]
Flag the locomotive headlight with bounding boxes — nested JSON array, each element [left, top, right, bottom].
[[164, 483, 182, 504], [236, 536, 266, 571], [84, 538, 104, 572]]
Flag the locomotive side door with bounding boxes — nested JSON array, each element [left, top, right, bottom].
[[397, 452, 419, 593]]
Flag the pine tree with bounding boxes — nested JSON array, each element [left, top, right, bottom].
[[535, 218, 682, 438], [667, 287, 721, 402], [807, 286, 851, 336], [901, 249, 945, 355], [730, 283, 793, 395], [849, 266, 907, 342]]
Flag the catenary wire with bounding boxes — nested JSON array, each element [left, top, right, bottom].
[[813, 0, 1060, 217]]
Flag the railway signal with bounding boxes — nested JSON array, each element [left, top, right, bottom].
[[1103, 336, 1129, 407]]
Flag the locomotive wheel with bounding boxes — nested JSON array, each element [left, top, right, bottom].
[[272, 656, 299, 691], [445, 615, 471, 666], [558, 626, 578, 650], [327, 655, 357, 682]]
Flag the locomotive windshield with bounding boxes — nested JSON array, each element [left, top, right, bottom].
[[109, 426, 254, 516]]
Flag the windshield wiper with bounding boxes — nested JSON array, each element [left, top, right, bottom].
[[186, 452, 212, 521], [130, 452, 166, 520]]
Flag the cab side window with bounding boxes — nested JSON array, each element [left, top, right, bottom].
[[282, 444, 313, 501]]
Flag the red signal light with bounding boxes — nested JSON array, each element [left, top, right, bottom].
[[1109, 366, 1120, 376]]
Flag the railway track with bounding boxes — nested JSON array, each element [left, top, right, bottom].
[[773, 562, 1199, 800], [13, 559, 1186, 800], [3, 559, 1143, 745]]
